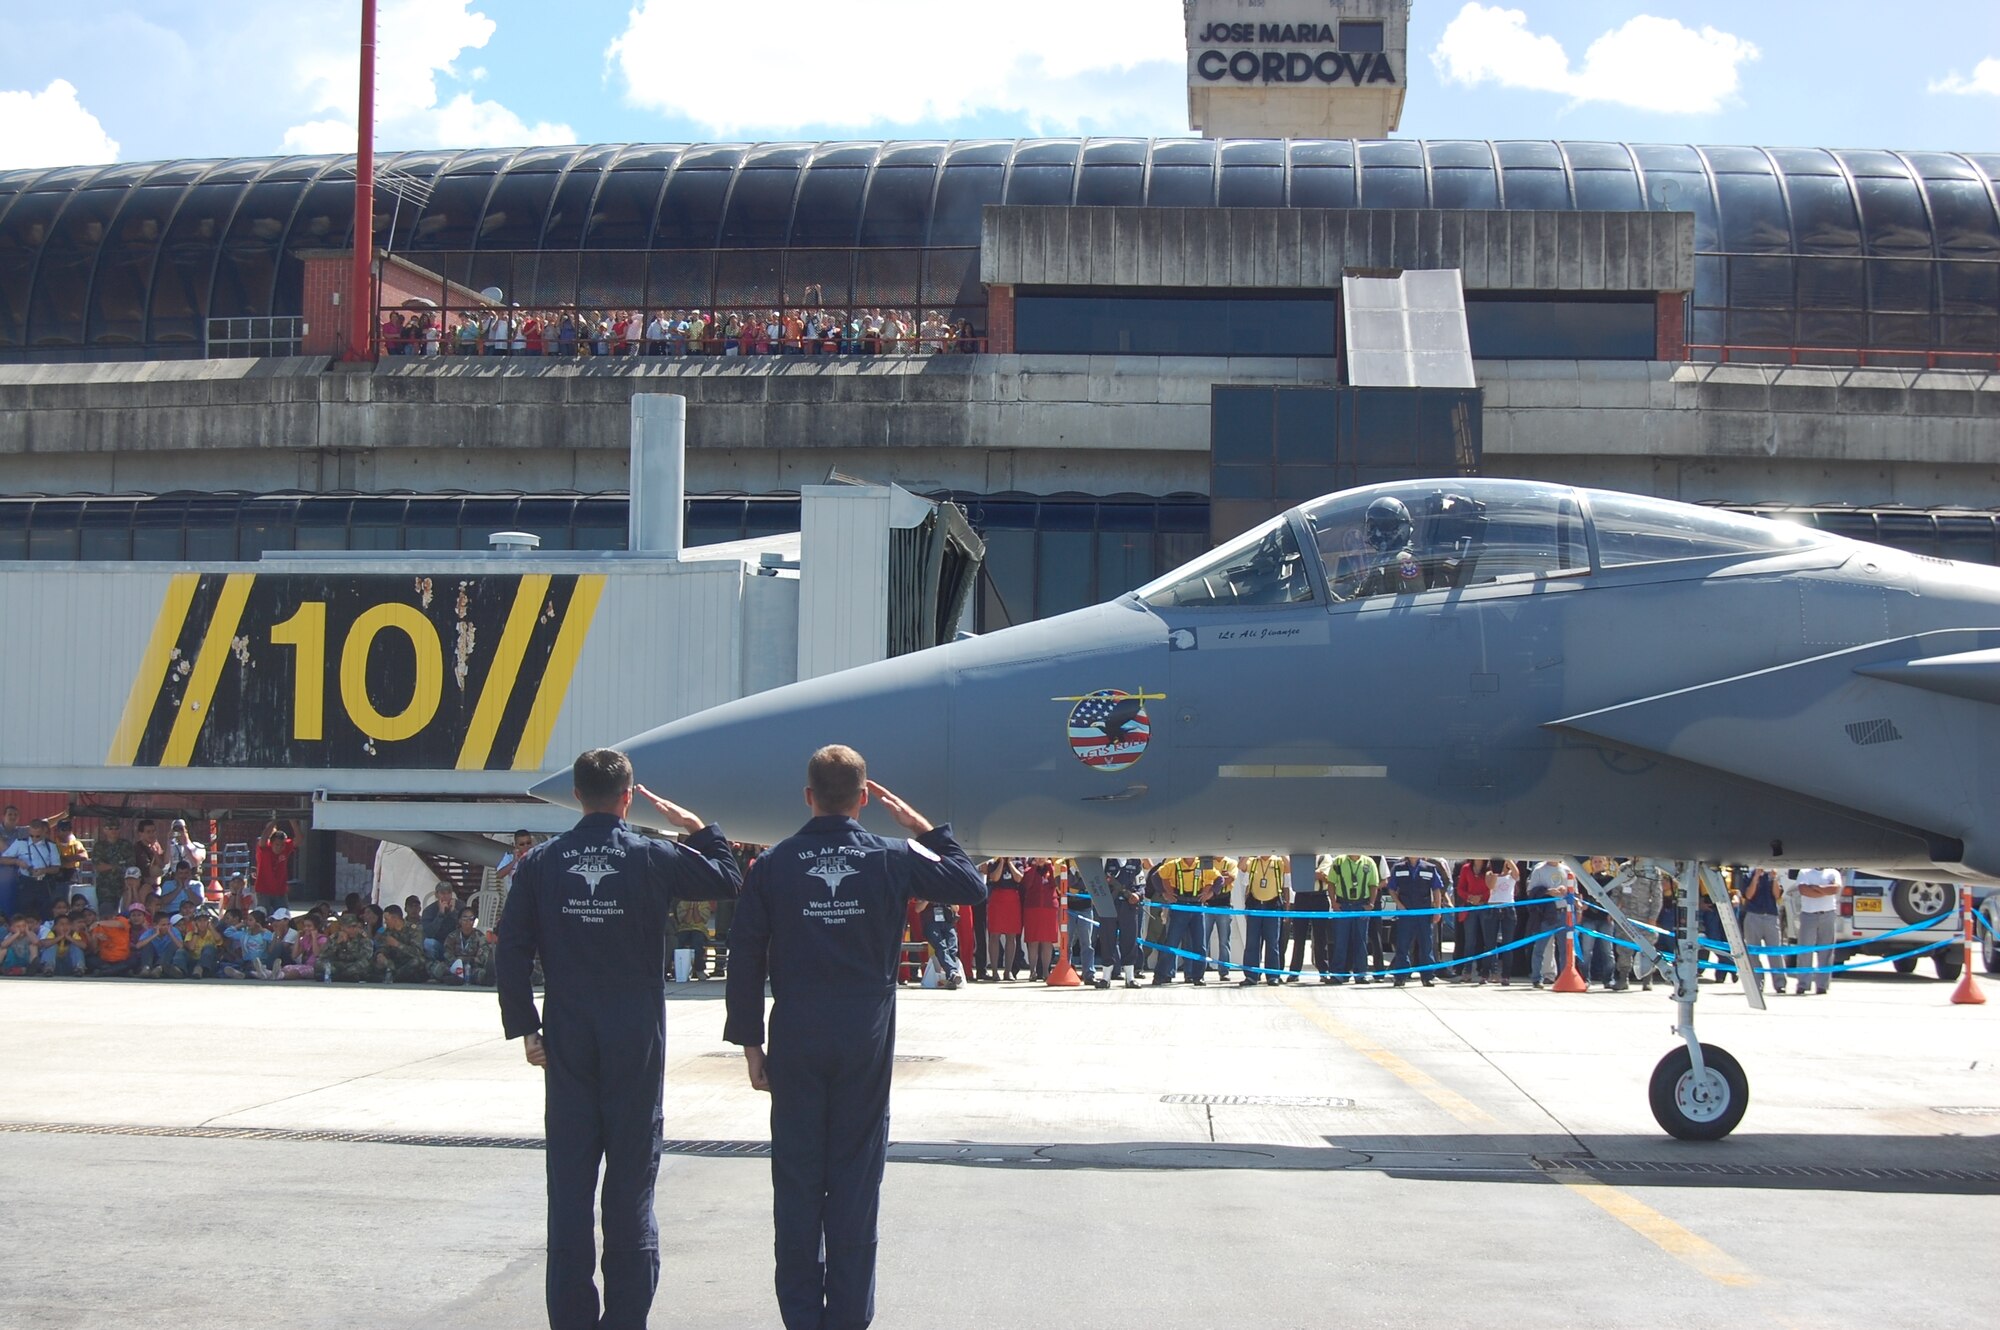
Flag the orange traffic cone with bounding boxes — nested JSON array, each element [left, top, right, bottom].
[[1952, 895, 1986, 1006], [204, 818, 224, 904], [1552, 897, 1588, 992], [1046, 908, 1082, 987]]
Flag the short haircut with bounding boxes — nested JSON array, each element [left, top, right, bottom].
[[385, 904, 403, 918], [573, 748, 633, 808], [807, 744, 868, 814], [512, 829, 532, 841]]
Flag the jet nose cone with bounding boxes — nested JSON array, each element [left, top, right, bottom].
[[605, 648, 953, 846], [527, 769, 578, 813]]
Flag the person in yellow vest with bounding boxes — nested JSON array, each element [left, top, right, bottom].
[[1320, 852, 1382, 984], [1235, 854, 1290, 985], [1149, 856, 1216, 985]]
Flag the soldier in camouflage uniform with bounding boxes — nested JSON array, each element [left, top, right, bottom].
[[430, 907, 494, 985], [1608, 859, 1670, 991], [372, 905, 429, 984], [90, 818, 137, 916], [322, 916, 379, 983]]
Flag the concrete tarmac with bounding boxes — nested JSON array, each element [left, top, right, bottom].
[[2, 967, 1995, 1328]]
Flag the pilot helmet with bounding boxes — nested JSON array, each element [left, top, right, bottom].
[[1364, 497, 1413, 553]]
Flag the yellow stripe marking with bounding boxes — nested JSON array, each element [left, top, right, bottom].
[[1548, 1168, 1760, 1288], [1277, 991, 1494, 1127], [456, 573, 552, 770], [108, 573, 201, 765], [160, 573, 255, 767], [511, 574, 604, 770]]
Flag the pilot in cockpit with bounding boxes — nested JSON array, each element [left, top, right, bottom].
[[1341, 496, 1427, 599]]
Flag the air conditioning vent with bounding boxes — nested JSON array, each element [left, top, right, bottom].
[[1845, 718, 1903, 746]]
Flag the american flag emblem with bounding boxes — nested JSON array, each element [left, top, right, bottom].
[[1056, 688, 1164, 773]]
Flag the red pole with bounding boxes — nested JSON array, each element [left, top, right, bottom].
[[345, 0, 377, 362]]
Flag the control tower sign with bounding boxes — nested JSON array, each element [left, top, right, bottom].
[[1186, 0, 1409, 139]]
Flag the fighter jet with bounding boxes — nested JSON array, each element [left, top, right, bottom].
[[544, 477, 2000, 1138]]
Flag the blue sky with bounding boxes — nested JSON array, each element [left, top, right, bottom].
[[1, 1, 1998, 169]]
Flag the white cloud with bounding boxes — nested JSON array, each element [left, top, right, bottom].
[[605, 0, 1188, 136], [1432, 4, 1759, 115], [1929, 58, 2000, 96], [280, 0, 572, 153], [0, 78, 120, 168]]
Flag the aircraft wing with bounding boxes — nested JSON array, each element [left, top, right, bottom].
[[1545, 628, 2000, 879]]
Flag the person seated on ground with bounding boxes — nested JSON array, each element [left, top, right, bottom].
[[401, 895, 424, 931], [372, 905, 428, 984], [420, 885, 459, 961], [322, 916, 378, 983], [223, 872, 255, 914], [120, 866, 144, 911], [88, 904, 135, 977], [276, 916, 323, 980], [342, 891, 366, 919], [176, 912, 225, 979], [1, 913, 35, 974], [132, 909, 177, 978], [221, 910, 278, 980], [361, 903, 385, 938], [430, 907, 493, 986], [37, 908, 89, 976], [159, 863, 204, 916]]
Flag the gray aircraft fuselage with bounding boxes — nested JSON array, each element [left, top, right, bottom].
[[552, 480, 2000, 884]]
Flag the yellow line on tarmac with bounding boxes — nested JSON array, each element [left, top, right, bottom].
[[1546, 1168, 1759, 1288], [1276, 991, 1494, 1127]]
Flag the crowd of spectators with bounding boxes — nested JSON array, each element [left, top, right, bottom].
[[890, 854, 1837, 995], [380, 306, 980, 358], [0, 807, 1837, 997], [0, 807, 499, 986]]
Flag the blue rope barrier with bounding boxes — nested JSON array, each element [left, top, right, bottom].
[[1590, 907, 1953, 954], [1137, 926, 1560, 981], [1152, 896, 1550, 920], [1572, 924, 1961, 975]]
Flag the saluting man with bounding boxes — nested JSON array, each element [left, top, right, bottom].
[[497, 748, 741, 1330], [724, 744, 986, 1330]]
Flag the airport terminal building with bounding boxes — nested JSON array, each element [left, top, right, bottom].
[[0, 0, 1997, 886], [4, 128, 1997, 629]]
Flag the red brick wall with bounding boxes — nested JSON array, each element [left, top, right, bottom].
[[1656, 291, 1688, 363], [986, 284, 1014, 354]]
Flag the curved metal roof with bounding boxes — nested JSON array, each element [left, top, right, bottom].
[[2, 139, 1996, 355]]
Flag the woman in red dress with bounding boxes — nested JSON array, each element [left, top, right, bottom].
[[983, 858, 1025, 980], [1022, 858, 1062, 980]]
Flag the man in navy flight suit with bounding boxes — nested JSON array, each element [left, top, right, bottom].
[[724, 744, 986, 1330], [497, 747, 742, 1330]]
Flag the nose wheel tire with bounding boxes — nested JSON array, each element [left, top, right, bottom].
[[1649, 1044, 1748, 1141]]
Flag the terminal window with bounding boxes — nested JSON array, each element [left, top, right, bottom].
[[1464, 296, 1656, 360], [1339, 21, 1384, 52], [1015, 290, 1338, 358]]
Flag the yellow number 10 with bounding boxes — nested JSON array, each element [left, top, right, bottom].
[[271, 600, 444, 743]]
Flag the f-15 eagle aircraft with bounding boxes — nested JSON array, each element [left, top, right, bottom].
[[542, 478, 2000, 1139]]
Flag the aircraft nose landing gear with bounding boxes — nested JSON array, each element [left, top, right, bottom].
[[1650, 1043, 1748, 1140], [1646, 861, 1758, 1141]]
